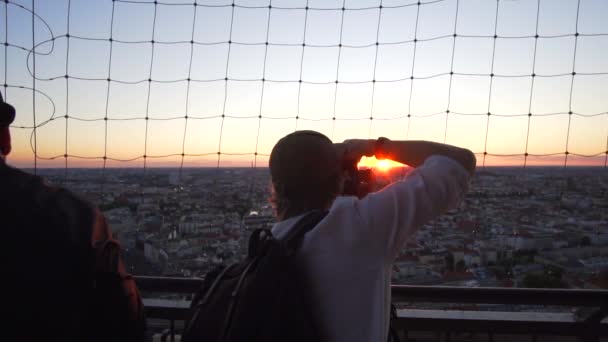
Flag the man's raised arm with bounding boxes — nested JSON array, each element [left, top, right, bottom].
[[339, 138, 476, 176], [377, 139, 476, 176], [337, 138, 476, 261]]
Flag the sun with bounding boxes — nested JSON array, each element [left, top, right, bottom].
[[358, 156, 401, 171], [376, 159, 392, 172]]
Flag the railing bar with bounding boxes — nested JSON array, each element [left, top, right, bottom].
[[391, 285, 608, 307], [135, 276, 608, 307]]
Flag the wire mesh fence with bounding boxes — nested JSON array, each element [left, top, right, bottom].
[[2, 0, 608, 182], [4, 0, 608, 288]]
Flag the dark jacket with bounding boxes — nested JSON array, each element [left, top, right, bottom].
[[1, 160, 145, 341]]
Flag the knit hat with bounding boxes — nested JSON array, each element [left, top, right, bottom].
[[270, 130, 340, 199], [0, 91, 15, 155]]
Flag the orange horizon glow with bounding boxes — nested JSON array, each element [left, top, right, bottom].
[[6, 153, 608, 169]]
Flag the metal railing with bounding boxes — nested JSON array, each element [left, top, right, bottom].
[[135, 276, 608, 342]]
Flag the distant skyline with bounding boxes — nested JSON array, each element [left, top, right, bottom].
[[2, 0, 607, 168]]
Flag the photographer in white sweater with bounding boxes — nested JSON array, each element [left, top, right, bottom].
[[269, 131, 476, 342]]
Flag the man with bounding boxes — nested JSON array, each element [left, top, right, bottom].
[[269, 130, 476, 342], [0, 92, 145, 341]]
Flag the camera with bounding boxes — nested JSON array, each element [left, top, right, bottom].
[[341, 158, 375, 198]]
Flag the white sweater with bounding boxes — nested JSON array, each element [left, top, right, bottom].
[[271, 156, 472, 342]]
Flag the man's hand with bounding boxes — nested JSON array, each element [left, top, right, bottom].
[[334, 139, 375, 163]]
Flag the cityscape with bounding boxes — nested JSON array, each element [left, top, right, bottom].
[[35, 165, 608, 291]]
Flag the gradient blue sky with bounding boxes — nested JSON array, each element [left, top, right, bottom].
[[2, 0, 607, 168]]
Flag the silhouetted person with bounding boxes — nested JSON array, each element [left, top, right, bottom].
[[269, 131, 476, 342], [0, 92, 145, 341]]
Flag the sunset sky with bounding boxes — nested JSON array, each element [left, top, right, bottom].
[[2, 0, 607, 168]]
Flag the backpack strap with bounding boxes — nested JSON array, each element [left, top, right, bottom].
[[282, 210, 328, 254]]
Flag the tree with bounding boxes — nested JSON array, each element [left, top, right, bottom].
[[522, 266, 565, 288], [580, 236, 591, 246], [522, 274, 564, 288], [444, 254, 455, 272], [455, 260, 466, 272]]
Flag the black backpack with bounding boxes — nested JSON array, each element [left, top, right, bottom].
[[182, 210, 328, 342]]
